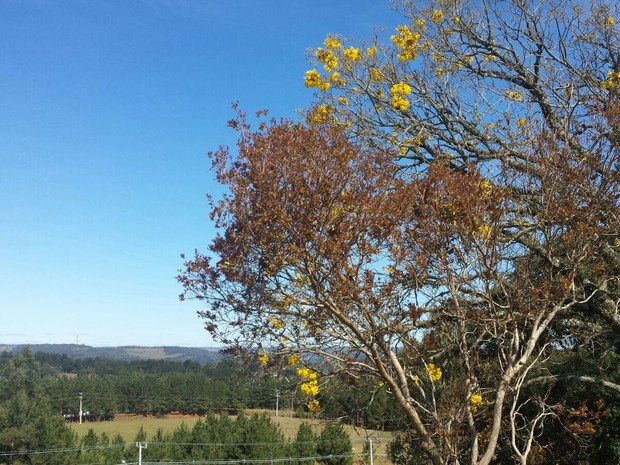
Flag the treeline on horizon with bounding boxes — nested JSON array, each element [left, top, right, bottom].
[[3, 348, 405, 430]]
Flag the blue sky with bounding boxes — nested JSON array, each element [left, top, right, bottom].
[[0, 0, 401, 347]]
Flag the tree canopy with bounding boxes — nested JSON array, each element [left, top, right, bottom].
[[179, 1, 620, 464]]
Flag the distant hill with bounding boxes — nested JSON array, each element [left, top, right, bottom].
[[0, 344, 224, 365]]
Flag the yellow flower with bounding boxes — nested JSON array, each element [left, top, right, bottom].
[[316, 48, 338, 72], [300, 380, 320, 396], [297, 367, 318, 380], [308, 104, 334, 124], [435, 67, 446, 77], [415, 17, 426, 31], [304, 69, 322, 88], [427, 363, 442, 382], [478, 180, 493, 196], [329, 72, 346, 86], [601, 71, 620, 90], [391, 25, 421, 62], [324, 36, 342, 49], [391, 25, 413, 47], [337, 96, 349, 106], [484, 54, 497, 62], [516, 117, 527, 127], [307, 399, 321, 412], [287, 354, 302, 366], [452, 16, 461, 23], [257, 352, 269, 366], [608, 16, 616, 27], [366, 46, 377, 57], [390, 83, 412, 110], [392, 96, 410, 111], [478, 224, 492, 239], [269, 317, 285, 329], [470, 393, 483, 412], [391, 82, 412, 96], [431, 9, 444, 24], [399, 49, 418, 61], [412, 374, 420, 382], [343, 46, 360, 61], [615, 238, 620, 246], [506, 90, 523, 100], [369, 68, 382, 82]]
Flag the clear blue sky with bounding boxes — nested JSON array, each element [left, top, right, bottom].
[[0, 0, 401, 347]]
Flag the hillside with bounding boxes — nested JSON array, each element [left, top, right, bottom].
[[0, 344, 223, 365]]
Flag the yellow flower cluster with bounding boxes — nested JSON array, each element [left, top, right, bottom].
[[478, 180, 493, 196], [431, 9, 444, 24], [343, 46, 360, 61], [297, 367, 318, 380], [258, 352, 269, 366], [470, 393, 483, 412], [608, 16, 616, 27], [366, 46, 377, 57], [300, 380, 319, 396], [516, 117, 527, 127], [505, 90, 523, 100], [308, 104, 334, 124], [287, 354, 301, 366], [369, 68, 382, 82], [305, 69, 330, 92], [329, 72, 347, 86], [324, 36, 342, 49], [391, 25, 421, 62], [401, 134, 425, 154], [601, 71, 620, 90], [316, 48, 338, 71], [307, 399, 321, 412], [390, 82, 412, 111], [427, 363, 442, 382], [269, 317, 285, 329], [297, 366, 320, 412], [478, 224, 493, 239]]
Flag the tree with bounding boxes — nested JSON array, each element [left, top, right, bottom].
[[294, 422, 318, 465], [179, 1, 620, 464], [317, 423, 353, 465], [0, 350, 78, 465]]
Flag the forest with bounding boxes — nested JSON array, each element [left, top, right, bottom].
[[0, 348, 359, 465]]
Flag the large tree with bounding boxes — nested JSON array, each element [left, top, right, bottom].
[[179, 1, 619, 464]]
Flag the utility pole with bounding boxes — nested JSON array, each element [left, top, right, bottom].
[[78, 393, 83, 424], [135, 442, 147, 465], [367, 437, 377, 465]]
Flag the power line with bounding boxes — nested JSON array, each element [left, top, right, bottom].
[[0, 438, 361, 457]]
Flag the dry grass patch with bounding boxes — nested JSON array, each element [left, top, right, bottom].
[[70, 409, 393, 463]]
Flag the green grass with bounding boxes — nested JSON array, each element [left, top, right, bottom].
[[70, 409, 393, 462]]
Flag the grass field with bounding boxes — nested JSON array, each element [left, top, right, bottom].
[[70, 409, 393, 462]]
